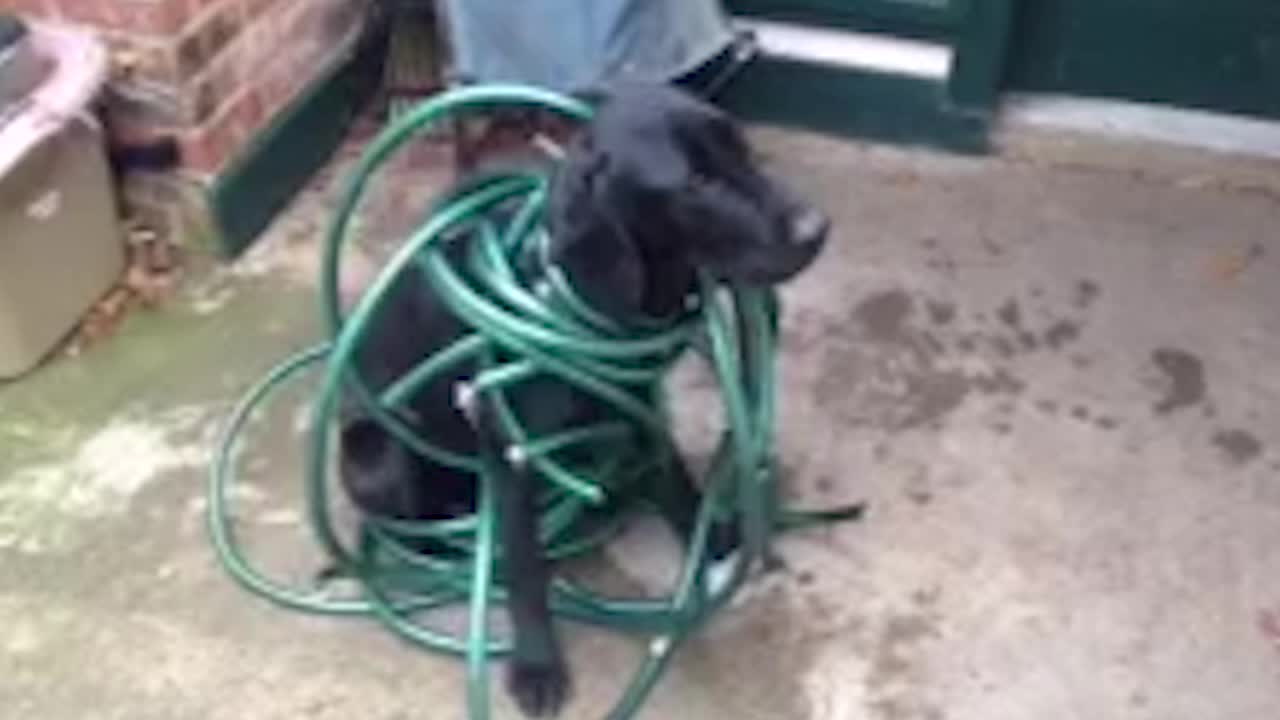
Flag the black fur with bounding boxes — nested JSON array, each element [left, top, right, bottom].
[[340, 81, 828, 718]]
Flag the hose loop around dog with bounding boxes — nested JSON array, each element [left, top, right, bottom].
[[207, 84, 862, 720]]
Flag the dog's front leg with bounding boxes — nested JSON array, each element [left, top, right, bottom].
[[476, 401, 570, 718], [649, 448, 741, 562]]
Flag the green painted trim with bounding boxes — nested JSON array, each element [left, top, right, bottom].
[[209, 21, 387, 258], [725, 0, 1006, 151], [1007, 0, 1280, 121], [946, 0, 1016, 114], [730, 0, 961, 42], [719, 57, 988, 153]]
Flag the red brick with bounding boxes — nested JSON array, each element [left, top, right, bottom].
[[175, 0, 244, 79], [56, 0, 191, 36], [0, 0, 58, 18], [227, 86, 266, 138], [184, 40, 245, 123], [26, 0, 372, 182], [251, 0, 303, 58], [180, 110, 236, 174], [179, 85, 263, 175], [240, 0, 277, 21], [254, 45, 307, 116]]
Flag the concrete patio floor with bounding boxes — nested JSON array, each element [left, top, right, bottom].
[[2, 124, 1279, 720]]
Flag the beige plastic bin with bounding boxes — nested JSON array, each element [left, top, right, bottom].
[[0, 24, 122, 379]]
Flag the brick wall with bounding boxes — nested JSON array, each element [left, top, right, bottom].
[[3, 0, 369, 177]]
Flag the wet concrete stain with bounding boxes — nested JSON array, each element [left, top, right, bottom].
[[1212, 429, 1263, 466], [1257, 608, 1280, 654], [904, 467, 934, 506], [989, 335, 1017, 359], [1044, 320, 1081, 351], [815, 291, 975, 431], [906, 488, 934, 506], [1075, 279, 1101, 309], [960, 287, 1097, 360], [911, 586, 942, 608], [811, 286, 1111, 433], [898, 373, 972, 429], [922, 333, 947, 357], [867, 611, 945, 720], [684, 591, 817, 720], [857, 290, 915, 343], [1095, 416, 1119, 431], [997, 299, 1023, 329], [1151, 348, 1207, 414], [971, 368, 1027, 396], [924, 256, 958, 276], [1035, 399, 1059, 415], [1071, 406, 1092, 422], [926, 301, 957, 326]]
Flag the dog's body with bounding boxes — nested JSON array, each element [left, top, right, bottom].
[[340, 82, 828, 717]]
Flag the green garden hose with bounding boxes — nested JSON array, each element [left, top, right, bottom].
[[208, 84, 861, 720]]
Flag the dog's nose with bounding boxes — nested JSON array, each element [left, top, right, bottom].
[[789, 207, 830, 248]]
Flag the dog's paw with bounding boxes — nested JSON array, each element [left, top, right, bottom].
[[508, 658, 571, 718]]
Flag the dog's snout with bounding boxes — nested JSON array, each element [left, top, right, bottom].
[[788, 207, 830, 248]]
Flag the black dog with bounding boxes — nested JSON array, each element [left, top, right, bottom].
[[339, 82, 829, 718]]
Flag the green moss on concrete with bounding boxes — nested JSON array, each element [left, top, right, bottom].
[[0, 277, 319, 474]]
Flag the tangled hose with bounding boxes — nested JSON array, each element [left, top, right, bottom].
[[208, 84, 861, 719]]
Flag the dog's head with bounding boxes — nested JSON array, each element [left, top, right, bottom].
[[547, 82, 828, 318]]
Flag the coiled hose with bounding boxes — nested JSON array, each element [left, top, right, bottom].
[[208, 84, 861, 720]]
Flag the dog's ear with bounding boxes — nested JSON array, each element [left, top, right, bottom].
[[547, 140, 646, 315]]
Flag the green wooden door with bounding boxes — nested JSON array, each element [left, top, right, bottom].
[[724, 0, 1016, 151], [1007, 0, 1280, 120], [735, 0, 964, 40]]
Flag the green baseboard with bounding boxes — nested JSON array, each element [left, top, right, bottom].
[[728, 0, 959, 42], [209, 20, 387, 258], [719, 58, 989, 154]]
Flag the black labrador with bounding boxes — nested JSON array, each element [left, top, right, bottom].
[[339, 81, 829, 718]]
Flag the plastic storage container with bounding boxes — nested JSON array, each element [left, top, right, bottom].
[[0, 23, 122, 379], [1, 15, 48, 110]]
